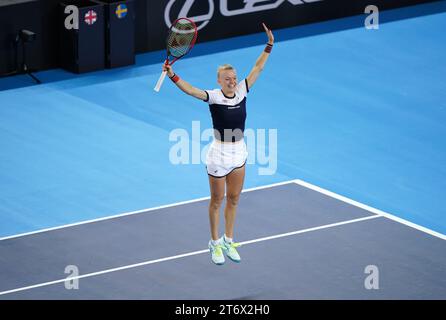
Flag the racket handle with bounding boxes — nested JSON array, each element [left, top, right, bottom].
[[154, 71, 168, 92]]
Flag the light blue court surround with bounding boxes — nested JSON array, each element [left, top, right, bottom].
[[0, 2, 445, 237]]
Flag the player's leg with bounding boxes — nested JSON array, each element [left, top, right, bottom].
[[208, 175, 225, 241], [224, 165, 245, 239], [221, 164, 245, 263], [208, 175, 226, 265]]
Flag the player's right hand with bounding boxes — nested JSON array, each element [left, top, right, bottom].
[[163, 63, 174, 78]]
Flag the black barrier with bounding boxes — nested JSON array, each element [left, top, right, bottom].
[[149, 0, 444, 51], [0, 0, 442, 77], [93, 0, 135, 68], [59, 0, 105, 73]]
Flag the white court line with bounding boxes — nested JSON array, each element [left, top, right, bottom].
[[293, 179, 446, 241], [0, 215, 381, 297], [0, 180, 296, 241]]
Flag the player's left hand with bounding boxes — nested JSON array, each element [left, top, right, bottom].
[[262, 23, 274, 45]]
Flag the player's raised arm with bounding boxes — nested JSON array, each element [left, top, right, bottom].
[[246, 23, 274, 89], [163, 63, 208, 101]]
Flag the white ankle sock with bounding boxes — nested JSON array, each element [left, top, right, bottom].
[[224, 235, 233, 243], [211, 239, 220, 246]]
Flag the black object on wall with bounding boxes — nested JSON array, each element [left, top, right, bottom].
[[93, 0, 135, 68], [59, 0, 105, 73], [17, 29, 42, 83]]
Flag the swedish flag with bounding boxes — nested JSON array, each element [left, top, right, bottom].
[[115, 4, 128, 19]]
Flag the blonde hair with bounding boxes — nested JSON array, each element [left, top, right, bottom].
[[217, 64, 235, 78]]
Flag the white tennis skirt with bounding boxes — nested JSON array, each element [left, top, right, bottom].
[[206, 139, 248, 178]]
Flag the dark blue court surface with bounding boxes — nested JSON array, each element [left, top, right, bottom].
[[1, 182, 444, 300]]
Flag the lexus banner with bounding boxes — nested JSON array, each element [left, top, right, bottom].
[[147, 0, 436, 50]]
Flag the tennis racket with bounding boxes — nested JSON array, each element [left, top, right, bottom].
[[154, 17, 198, 92]]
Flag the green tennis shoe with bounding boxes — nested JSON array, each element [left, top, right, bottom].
[[221, 238, 241, 263], [208, 240, 225, 265]]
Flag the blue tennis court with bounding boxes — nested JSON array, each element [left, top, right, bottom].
[[0, 1, 445, 300]]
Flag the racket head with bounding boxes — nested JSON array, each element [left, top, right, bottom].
[[165, 17, 198, 65]]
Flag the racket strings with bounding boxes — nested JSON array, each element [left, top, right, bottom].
[[167, 19, 196, 58]]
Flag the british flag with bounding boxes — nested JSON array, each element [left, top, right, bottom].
[[84, 10, 97, 25]]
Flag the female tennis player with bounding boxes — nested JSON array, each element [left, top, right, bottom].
[[163, 23, 274, 265]]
